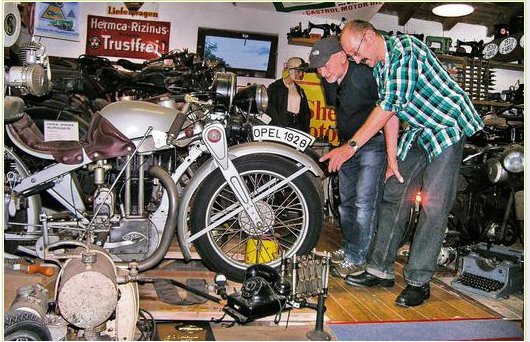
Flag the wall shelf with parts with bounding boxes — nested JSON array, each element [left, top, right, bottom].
[[289, 36, 523, 72], [288, 36, 321, 47], [437, 54, 523, 72]]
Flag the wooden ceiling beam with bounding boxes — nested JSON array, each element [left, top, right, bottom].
[[441, 17, 460, 32], [397, 3, 422, 27]]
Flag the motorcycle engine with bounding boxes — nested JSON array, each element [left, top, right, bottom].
[[5, 40, 52, 96]]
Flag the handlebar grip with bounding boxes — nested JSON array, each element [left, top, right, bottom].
[[167, 112, 188, 139]]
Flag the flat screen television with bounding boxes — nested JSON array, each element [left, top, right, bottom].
[[196, 27, 278, 79]]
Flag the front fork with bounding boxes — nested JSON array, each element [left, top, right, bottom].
[[202, 123, 265, 229]]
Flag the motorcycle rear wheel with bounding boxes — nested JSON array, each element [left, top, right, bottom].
[[189, 154, 323, 281]]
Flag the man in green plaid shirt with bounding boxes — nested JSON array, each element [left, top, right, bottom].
[[320, 20, 483, 307]]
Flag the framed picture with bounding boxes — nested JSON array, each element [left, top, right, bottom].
[[34, 2, 80, 41]]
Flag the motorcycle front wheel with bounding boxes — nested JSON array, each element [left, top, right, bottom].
[[190, 154, 323, 281]]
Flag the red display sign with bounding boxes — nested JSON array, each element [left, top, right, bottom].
[[85, 15, 170, 60]]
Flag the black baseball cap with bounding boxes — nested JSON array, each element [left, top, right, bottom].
[[308, 37, 343, 69]]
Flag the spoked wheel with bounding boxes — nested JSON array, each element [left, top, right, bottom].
[[4, 148, 42, 255], [190, 154, 323, 281]]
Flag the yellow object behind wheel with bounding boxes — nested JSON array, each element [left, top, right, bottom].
[[245, 239, 278, 264]]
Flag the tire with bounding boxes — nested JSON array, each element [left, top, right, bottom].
[[4, 310, 51, 341], [4, 148, 42, 254], [190, 154, 323, 281], [327, 173, 340, 220]]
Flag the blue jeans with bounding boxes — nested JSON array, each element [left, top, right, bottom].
[[338, 134, 386, 265], [366, 138, 464, 286]]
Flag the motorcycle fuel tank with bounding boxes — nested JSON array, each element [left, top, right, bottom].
[[99, 100, 178, 140]]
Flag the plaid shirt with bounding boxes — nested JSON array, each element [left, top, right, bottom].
[[373, 35, 484, 162]]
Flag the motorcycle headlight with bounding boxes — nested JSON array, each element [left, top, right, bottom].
[[211, 72, 237, 109], [485, 157, 508, 184], [501, 145, 524, 173], [234, 84, 268, 114]]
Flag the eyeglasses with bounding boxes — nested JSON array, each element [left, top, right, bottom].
[[347, 32, 366, 60]]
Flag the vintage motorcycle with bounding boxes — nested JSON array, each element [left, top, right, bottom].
[[4, 71, 325, 282], [447, 110, 524, 247]]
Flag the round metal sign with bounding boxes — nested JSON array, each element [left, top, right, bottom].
[[482, 43, 498, 59], [498, 37, 517, 55]]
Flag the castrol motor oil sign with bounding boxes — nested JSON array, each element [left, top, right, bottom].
[[86, 15, 170, 59]]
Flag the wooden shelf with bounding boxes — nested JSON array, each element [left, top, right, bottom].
[[472, 100, 514, 108], [437, 54, 523, 72], [287, 37, 320, 47]]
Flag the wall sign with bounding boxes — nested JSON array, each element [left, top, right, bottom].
[[106, 2, 159, 19], [273, 2, 383, 21], [34, 2, 80, 41], [295, 72, 339, 145], [85, 15, 170, 60]]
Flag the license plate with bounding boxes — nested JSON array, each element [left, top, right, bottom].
[[251, 125, 315, 151]]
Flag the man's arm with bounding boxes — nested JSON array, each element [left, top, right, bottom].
[[383, 115, 404, 183], [319, 105, 393, 173]]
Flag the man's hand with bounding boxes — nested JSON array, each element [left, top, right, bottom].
[[319, 144, 355, 173], [384, 159, 404, 183]]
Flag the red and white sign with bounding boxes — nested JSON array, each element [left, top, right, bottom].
[[85, 15, 170, 60]]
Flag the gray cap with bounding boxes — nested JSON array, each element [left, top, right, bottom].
[[308, 37, 343, 69]]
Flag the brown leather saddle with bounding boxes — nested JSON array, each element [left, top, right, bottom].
[[7, 112, 136, 164]]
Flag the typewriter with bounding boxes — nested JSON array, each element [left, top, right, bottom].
[[451, 243, 523, 299]]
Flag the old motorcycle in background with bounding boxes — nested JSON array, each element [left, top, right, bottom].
[[449, 106, 524, 247]]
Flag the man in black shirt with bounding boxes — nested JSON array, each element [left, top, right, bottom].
[[309, 37, 386, 278]]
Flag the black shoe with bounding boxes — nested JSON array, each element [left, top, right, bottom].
[[395, 283, 430, 307], [345, 271, 395, 288]]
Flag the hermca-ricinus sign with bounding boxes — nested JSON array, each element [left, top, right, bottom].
[[86, 15, 170, 60]]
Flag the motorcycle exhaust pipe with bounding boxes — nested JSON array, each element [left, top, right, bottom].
[[123, 166, 179, 272]]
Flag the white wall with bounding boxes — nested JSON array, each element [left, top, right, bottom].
[[39, 2, 523, 92]]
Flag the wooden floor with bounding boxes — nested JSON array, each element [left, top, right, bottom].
[[316, 222, 500, 323], [138, 219, 501, 326]]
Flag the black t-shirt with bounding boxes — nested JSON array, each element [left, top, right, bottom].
[[322, 62, 379, 141]]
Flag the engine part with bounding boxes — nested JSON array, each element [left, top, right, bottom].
[[108, 217, 157, 259], [114, 283, 140, 341], [10, 283, 49, 319], [57, 247, 118, 329], [6, 64, 50, 96]]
